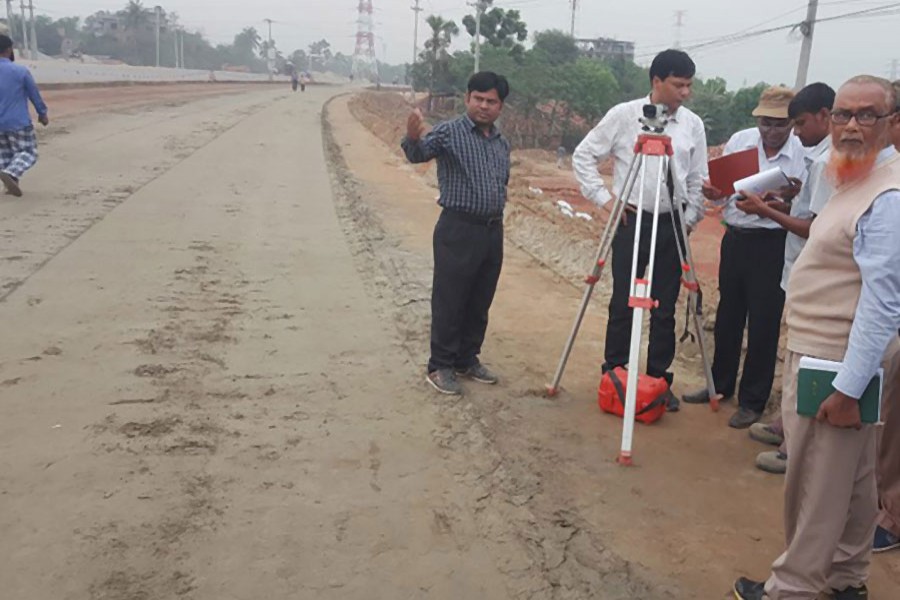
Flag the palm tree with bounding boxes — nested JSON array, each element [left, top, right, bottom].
[[424, 15, 458, 60], [234, 26, 261, 57], [422, 16, 459, 96]]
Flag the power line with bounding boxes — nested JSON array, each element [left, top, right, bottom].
[[635, 0, 900, 60]]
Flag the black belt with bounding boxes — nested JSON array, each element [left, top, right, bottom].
[[625, 205, 679, 221], [442, 208, 503, 227], [725, 224, 786, 237]]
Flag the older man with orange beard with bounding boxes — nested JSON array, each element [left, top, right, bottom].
[[732, 75, 900, 600]]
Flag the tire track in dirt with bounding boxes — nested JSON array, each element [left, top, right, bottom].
[[81, 239, 242, 600], [322, 97, 681, 600]]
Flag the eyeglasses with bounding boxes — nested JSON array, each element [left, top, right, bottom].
[[831, 109, 895, 127]]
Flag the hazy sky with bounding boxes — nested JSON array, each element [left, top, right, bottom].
[[33, 1, 900, 89]]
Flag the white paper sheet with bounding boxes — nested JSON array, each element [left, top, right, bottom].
[[733, 167, 790, 197]]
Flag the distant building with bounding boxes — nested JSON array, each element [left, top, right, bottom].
[[85, 11, 121, 37], [575, 37, 635, 62], [85, 10, 168, 38]]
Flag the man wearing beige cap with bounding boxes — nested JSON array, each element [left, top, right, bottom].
[[684, 86, 807, 428]]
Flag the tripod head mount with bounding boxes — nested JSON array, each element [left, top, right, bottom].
[[640, 103, 670, 134]]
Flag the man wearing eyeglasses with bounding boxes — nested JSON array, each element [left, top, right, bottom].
[[733, 75, 900, 600], [684, 87, 807, 430]]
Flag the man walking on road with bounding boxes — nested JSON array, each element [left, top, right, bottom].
[[401, 71, 511, 395], [0, 34, 48, 198], [684, 86, 808, 429], [572, 49, 708, 410], [733, 75, 900, 600]]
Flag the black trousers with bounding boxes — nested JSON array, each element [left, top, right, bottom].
[[604, 210, 683, 385], [428, 209, 504, 373], [711, 227, 787, 413]]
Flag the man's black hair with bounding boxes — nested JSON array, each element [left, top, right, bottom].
[[788, 82, 836, 119], [468, 71, 510, 101], [0, 34, 13, 54], [649, 49, 695, 82]]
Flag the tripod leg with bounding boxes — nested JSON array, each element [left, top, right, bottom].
[[546, 153, 642, 396], [619, 155, 667, 465], [668, 186, 722, 411]]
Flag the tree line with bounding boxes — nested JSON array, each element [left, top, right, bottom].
[[411, 1, 772, 148], [0, 0, 404, 81]]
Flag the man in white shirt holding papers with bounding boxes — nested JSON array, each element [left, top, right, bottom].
[[731, 83, 836, 472], [683, 87, 808, 429], [572, 49, 708, 409]]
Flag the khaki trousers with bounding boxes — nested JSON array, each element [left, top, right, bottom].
[[765, 351, 878, 599]]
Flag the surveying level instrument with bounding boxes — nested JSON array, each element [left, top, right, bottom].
[[546, 105, 722, 465]]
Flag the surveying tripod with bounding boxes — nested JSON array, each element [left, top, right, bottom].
[[546, 119, 721, 466]]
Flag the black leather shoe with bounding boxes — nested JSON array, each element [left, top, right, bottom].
[[833, 584, 868, 599], [733, 577, 766, 600], [729, 407, 763, 429], [663, 389, 680, 412]]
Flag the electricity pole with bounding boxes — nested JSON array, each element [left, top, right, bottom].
[[173, 28, 179, 67], [263, 18, 274, 81], [26, 0, 36, 57], [411, 0, 422, 64], [154, 5, 161, 67], [674, 10, 686, 49], [794, 0, 818, 89], [472, 0, 487, 73], [18, 0, 27, 60], [180, 29, 185, 69], [891, 58, 898, 81], [6, 0, 15, 37], [570, 0, 577, 38]]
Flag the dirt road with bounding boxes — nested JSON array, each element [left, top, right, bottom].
[[1, 84, 897, 599]]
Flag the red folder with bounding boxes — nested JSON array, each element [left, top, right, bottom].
[[708, 148, 759, 196]]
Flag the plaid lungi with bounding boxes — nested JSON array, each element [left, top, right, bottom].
[[0, 126, 39, 179]]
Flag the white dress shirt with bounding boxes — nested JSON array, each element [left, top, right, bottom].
[[722, 128, 808, 229], [572, 96, 709, 229]]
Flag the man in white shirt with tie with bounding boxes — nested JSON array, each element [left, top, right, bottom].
[[572, 49, 708, 409], [683, 87, 808, 429]]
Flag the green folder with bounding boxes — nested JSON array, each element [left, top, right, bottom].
[[797, 357, 883, 424]]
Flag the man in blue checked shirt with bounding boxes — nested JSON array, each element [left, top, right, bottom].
[[401, 71, 511, 396], [0, 34, 49, 198]]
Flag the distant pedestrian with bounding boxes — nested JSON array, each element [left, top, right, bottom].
[[0, 34, 49, 198], [291, 69, 299, 92], [556, 145, 566, 169], [401, 71, 511, 395]]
